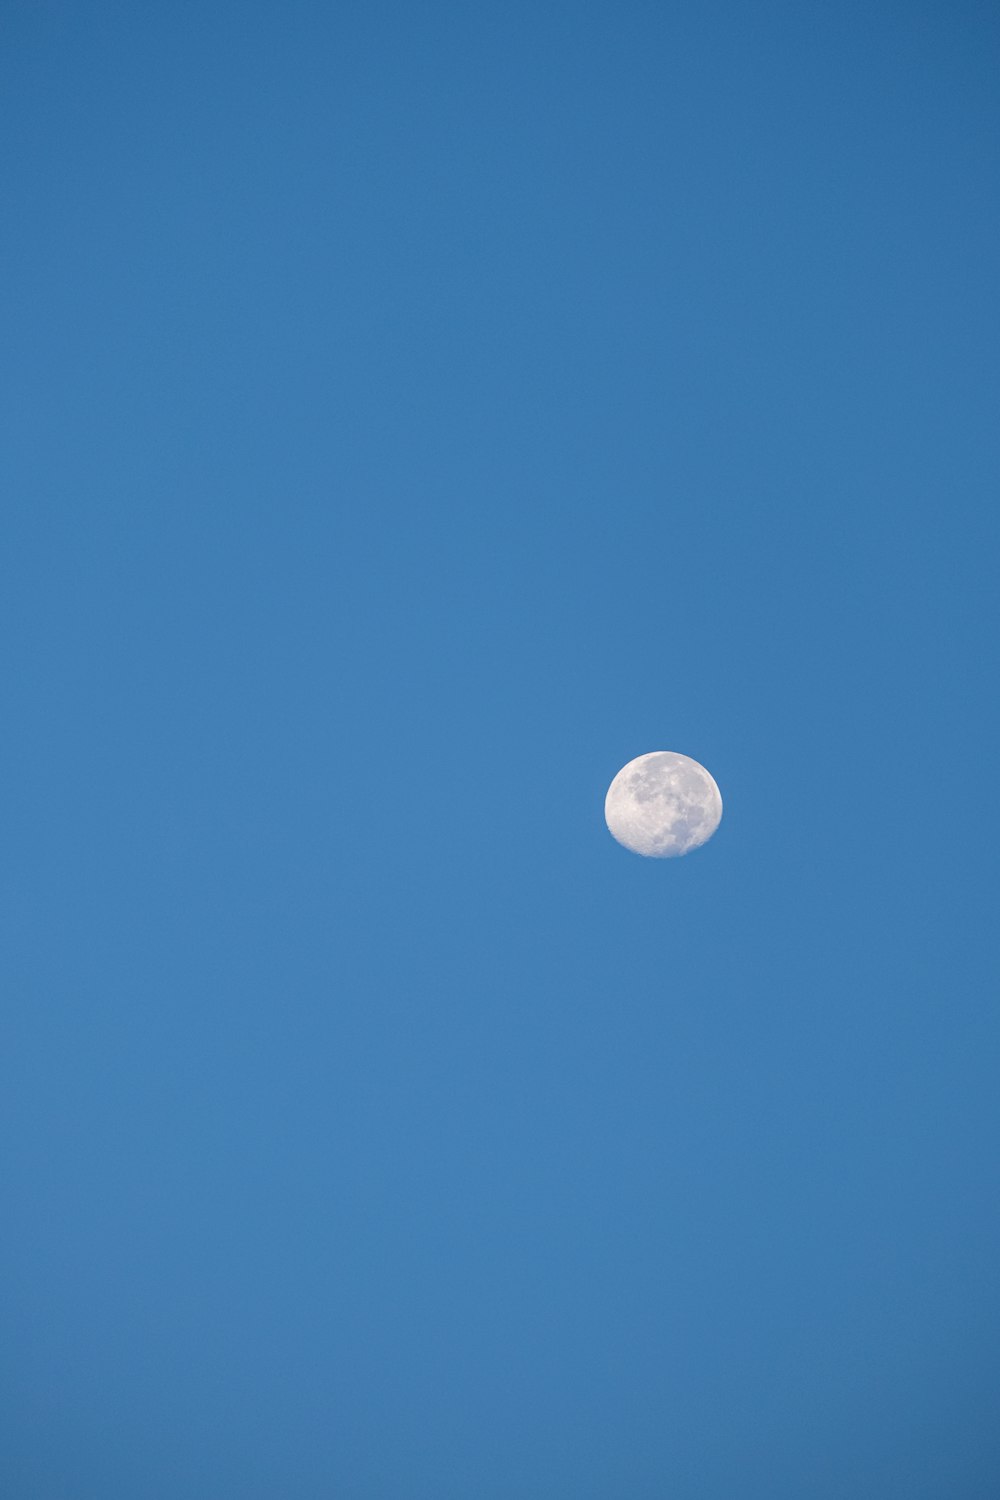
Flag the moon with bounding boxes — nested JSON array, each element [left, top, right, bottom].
[[605, 751, 723, 858]]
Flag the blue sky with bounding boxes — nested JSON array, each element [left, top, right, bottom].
[[2, 3, 998, 1495]]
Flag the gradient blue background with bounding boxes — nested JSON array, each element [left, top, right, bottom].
[[2, 3, 998, 1495]]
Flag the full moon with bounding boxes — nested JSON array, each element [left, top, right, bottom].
[[605, 751, 723, 858]]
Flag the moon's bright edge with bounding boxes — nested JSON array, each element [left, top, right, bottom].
[[605, 751, 723, 858]]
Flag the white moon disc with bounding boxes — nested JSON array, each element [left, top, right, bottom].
[[605, 751, 723, 858]]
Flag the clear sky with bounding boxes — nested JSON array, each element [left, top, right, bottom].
[[2, 3, 998, 1496]]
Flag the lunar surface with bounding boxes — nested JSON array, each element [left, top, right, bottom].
[[605, 752, 723, 858]]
